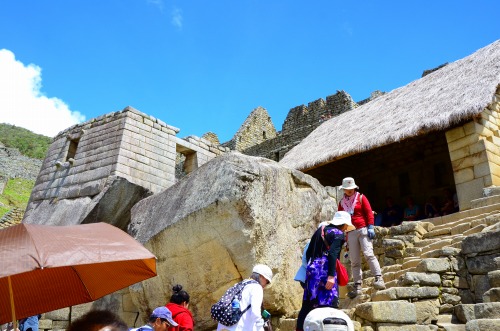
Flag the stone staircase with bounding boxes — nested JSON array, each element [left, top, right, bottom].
[[314, 197, 500, 331]]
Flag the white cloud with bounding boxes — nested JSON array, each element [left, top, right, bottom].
[[0, 49, 85, 137], [171, 7, 183, 29], [148, 0, 164, 12]]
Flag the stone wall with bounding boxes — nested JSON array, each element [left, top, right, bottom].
[[0, 207, 23, 229], [0, 145, 42, 181], [238, 91, 359, 161], [222, 106, 277, 151], [26, 107, 228, 216], [445, 87, 500, 210]]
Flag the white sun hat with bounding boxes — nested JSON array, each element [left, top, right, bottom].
[[329, 211, 356, 232], [252, 264, 273, 283], [341, 177, 358, 190]]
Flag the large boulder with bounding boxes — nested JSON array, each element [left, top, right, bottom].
[[128, 152, 335, 329]]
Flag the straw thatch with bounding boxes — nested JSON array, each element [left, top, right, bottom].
[[280, 40, 500, 171]]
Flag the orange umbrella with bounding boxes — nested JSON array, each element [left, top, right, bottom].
[[0, 222, 157, 326]]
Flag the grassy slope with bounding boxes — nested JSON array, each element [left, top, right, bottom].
[[0, 124, 48, 218], [0, 178, 35, 218], [0, 123, 52, 159]]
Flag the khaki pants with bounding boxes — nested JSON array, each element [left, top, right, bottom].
[[347, 227, 381, 284]]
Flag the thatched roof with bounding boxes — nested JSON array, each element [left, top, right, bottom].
[[280, 40, 500, 171]]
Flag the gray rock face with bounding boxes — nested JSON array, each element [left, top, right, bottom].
[[128, 152, 335, 329], [23, 176, 151, 230]]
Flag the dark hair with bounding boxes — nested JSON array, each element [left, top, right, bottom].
[[170, 284, 190, 304], [67, 310, 128, 331]]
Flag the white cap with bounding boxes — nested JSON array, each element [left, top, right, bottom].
[[252, 264, 273, 283], [304, 307, 354, 331], [329, 211, 356, 232]]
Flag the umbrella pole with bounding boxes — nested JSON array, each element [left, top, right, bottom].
[[8, 276, 18, 330]]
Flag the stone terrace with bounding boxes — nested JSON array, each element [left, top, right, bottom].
[[280, 196, 500, 331]]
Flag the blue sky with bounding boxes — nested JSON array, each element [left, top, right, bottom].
[[1, 1, 499, 142]]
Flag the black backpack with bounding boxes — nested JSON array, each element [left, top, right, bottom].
[[210, 279, 258, 326]]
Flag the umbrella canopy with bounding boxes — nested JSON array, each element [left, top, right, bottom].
[[0, 222, 157, 325]]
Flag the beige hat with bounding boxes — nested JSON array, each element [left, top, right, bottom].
[[341, 177, 358, 190], [329, 211, 356, 232]]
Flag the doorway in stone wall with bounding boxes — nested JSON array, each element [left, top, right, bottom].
[[305, 130, 456, 215]]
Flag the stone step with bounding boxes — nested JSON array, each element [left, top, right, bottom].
[[429, 202, 500, 227], [423, 227, 451, 238], [401, 258, 421, 270], [421, 239, 453, 254], [414, 237, 442, 248], [436, 314, 466, 331], [470, 194, 500, 209]]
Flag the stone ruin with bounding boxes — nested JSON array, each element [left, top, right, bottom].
[[19, 148, 500, 331], [15, 81, 499, 330]]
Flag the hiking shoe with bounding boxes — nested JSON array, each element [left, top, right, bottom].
[[347, 283, 362, 299], [373, 276, 386, 290]]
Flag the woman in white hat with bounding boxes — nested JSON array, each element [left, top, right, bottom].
[[338, 177, 385, 298], [296, 211, 355, 331]]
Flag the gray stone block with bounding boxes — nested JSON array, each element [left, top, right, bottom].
[[474, 302, 500, 319], [416, 258, 450, 273], [466, 254, 498, 274], [455, 304, 476, 323], [465, 319, 500, 331], [483, 288, 500, 302], [355, 301, 416, 323], [400, 272, 441, 286], [461, 228, 500, 254], [414, 299, 440, 325], [473, 274, 491, 303], [488, 270, 500, 287]]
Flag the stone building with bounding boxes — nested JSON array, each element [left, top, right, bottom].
[[280, 39, 500, 212], [23, 106, 228, 226]]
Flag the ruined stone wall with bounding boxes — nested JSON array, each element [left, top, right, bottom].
[[222, 106, 277, 151], [445, 87, 500, 210], [240, 91, 359, 161]]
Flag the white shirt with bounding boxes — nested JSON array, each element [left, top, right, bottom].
[[217, 282, 265, 331]]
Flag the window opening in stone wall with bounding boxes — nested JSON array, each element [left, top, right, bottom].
[[175, 144, 198, 182], [66, 138, 80, 161], [433, 162, 447, 188], [398, 172, 411, 197], [263, 131, 267, 139], [274, 151, 280, 161]]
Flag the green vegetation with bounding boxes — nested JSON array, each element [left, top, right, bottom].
[[0, 123, 51, 159], [0, 177, 34, 218]]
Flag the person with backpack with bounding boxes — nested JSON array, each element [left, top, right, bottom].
[[296, 211, 354, 331], [338, 177, 386, 299], [130, 307, 178, 331], [213, 264, 273, 331], [166, 284, 194, 331]]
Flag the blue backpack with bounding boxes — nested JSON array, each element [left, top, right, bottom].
[[210, 279, 258, 326]]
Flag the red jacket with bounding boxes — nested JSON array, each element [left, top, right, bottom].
[[166, 303, 194, 331], [338, 193, 374, 229]]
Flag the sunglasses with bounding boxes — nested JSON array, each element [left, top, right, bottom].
[[160, 318, 172, 327]]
